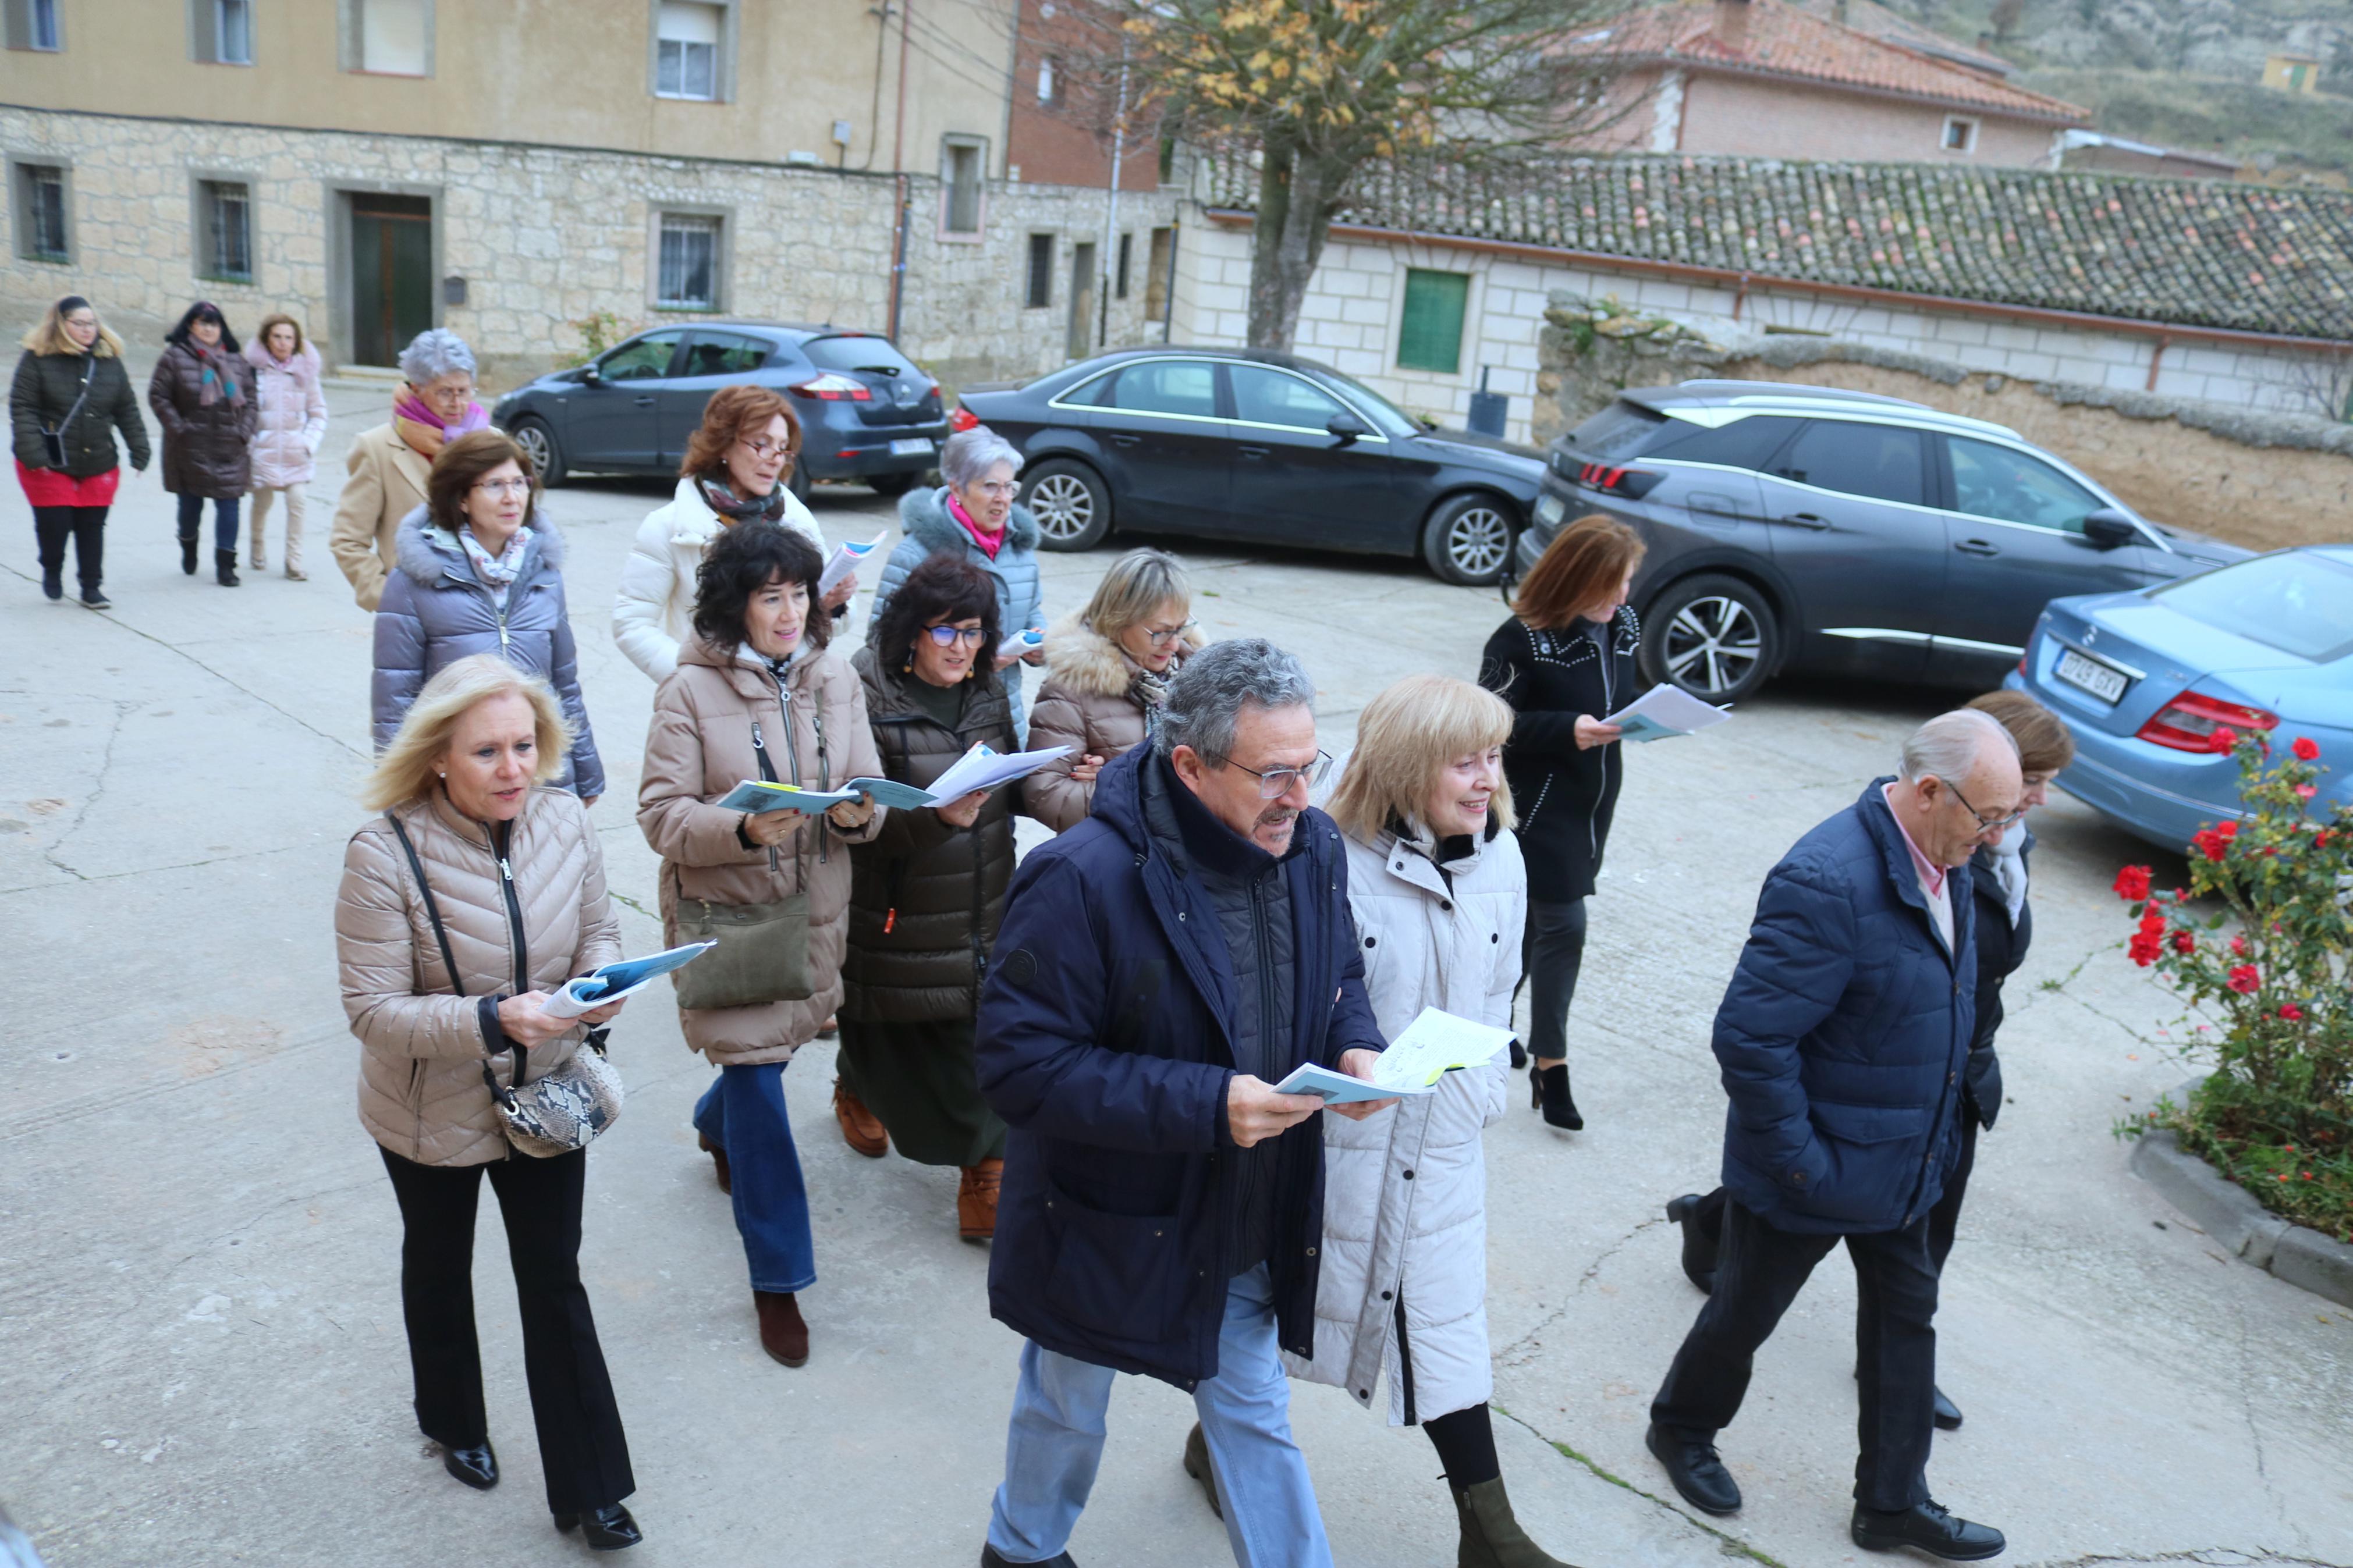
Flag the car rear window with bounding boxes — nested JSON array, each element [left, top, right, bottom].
[[1564, 399, 1666, 460], [1641, 414, 1803, 471], [803, 335, 919, 376], [2150, 551, 2353, 663]]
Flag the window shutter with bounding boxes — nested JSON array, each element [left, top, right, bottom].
[[189, 0, 219, 61], [1397, 270, 1468, 374]]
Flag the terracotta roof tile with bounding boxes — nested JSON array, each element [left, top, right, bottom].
[[1582, 0, 2088, 125], [1200, 150, 2353, 340]]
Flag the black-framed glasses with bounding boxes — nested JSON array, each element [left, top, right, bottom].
[[922, 624, 988, 647], [1938, 775, 2025, 833], [1223, 749, 1333, 799]]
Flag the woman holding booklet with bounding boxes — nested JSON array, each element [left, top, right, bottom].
[[1477, 514, 1646, 1132], [837, 555, 1019, 1237], [637, 521, 885, 1370], [1213, 674, 1567, 1567]]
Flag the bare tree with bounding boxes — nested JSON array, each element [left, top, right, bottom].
[[1091, 0, 1628, 349], [2266, 347, 2353, 424]]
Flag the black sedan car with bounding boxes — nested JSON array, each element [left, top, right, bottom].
[[491, 321, 949, 499], [956, 347, 1545, 584]]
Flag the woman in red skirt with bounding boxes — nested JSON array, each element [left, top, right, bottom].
[[9, 295, 148, 607]]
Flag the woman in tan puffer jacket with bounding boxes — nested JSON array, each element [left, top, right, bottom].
[[637, 521, 883, 1371], [334, 653, 643, 1550], [1021, 547, 1206, 833]]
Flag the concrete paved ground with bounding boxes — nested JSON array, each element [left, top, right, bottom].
[[2, 380, 2347, 1568]]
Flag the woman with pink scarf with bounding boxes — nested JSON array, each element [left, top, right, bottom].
[[330, 329, 489, 611], [148, 301, 257, 586]]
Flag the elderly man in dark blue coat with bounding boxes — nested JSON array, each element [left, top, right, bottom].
[[971, 638, 1390, 1568], [1646, 709, 2021, 1563]]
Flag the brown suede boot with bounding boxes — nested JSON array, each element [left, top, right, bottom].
[[1181, 1421, 1222, 1519], [1453, 1476, 1577, 1567], [754, 1290, 808, 1367], [832, 1079, 887, 1158], [698, 1133, 730, 1194], [958, 1157, 1004, 1240]]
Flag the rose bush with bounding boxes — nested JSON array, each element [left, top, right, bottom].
[[2118, 734, 2352, 1242]]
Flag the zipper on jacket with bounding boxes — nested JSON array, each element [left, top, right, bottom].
[[491, 820, 530, 995], [750, 718, 783, 873]]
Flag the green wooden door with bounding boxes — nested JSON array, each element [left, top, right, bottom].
[[350, 194, 434, 368]]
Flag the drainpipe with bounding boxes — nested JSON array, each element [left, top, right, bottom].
[[1099, 52, 1129, 347], [889, 173, 910, 342], [892, 0, 912, 173], [1161, 215, 1181, 344], [2145, 333, 2168, 392]]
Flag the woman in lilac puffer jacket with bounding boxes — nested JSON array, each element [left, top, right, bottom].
[[243, 314, 326, 579]]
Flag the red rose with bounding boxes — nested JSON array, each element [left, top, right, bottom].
[[2171, 929, 2196, 954], [2128, 931, 2163, 966], [2227, 963, 2260, 994], [2113, 865, 2153, 901], [2292, 736, 2320, 762], [2217, 821, 2238, 840], [2280, 1003, 2304, 1022], [2295, 785, 2317, 801], [2230, 934, 2248, 957]]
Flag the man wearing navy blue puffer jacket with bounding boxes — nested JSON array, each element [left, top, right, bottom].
[[1647, 710, 2022, 1563]]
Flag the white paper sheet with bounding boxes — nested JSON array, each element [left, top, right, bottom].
[[1270, 1062, 1432, 1104], [998, 628, 1045, 663], [1600, 682, 1733, 744], [817, 531, 889, 598], [1268, 1008, 1517, 1101], [926, 740, 1073, 801]]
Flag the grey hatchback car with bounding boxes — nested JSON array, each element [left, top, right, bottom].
[[1514, 381, 2246, 702]]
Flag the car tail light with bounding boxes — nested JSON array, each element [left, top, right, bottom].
[[789, 372, 871, 402], [1574, 462, 1663, 500], [949, 406, 979, 432], [2134, 691, 2279, 753]]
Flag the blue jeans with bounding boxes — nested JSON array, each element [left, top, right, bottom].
[[691, 1062, 815, 1295], [176, 492, 239, 553], [986, 1263, 1331, 1568]]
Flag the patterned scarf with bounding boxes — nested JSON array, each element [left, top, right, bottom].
[[393, 387, 490, 460], [1127, 641, 1181, 741], [697, 475, 786, 524], [193, 342, 245, 409], [457, 524, 531, 611]]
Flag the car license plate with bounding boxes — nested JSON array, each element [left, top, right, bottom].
[[889, 437, 934, 457], [2054, 646, 2128, 705]]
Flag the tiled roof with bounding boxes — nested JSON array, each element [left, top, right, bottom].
[[1580, 0, 2088, 125], [1199, 151, 2353, 341]]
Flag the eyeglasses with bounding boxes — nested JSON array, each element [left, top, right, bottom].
[[1142, 619, 1199, 648], [922, 624, 988, 647], [736, 436, 791, 460], [1222, 749, 1333, 799], [1937, 776, 2026, 834], [973, 481, 1019, 498], [472, 478, 532, 498]]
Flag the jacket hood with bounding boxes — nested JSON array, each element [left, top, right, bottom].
[[392, 503, 567, 589], [899, 483, 1042, 555], [659, 475, 726, 548], [243, 338, 321, 382], [1040, 611, 1206, 701], [677, 628, 832, 701]]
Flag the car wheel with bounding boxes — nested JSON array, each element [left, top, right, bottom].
[[1023, 460, 1112, 550], [868, 472, 918, 497], [1421, 494, 1516, 586], [1641, 574, 1777, 703], [510, 417, 565, 488], [788, 463, 812, 506]]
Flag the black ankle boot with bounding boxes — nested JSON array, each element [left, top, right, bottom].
[[554, 1503, 641, 1551], [215, 549, 240, 586], [179, 529, 199, 575], [1534, 1064, 1581, 1130]]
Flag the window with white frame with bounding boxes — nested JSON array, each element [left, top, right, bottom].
[[656, 2, 722, 99], [657, 213, 723, 309], [12, 161, 70, 262], [1941, 116, 1978, 153], [1037, 56, 1056, 105], [346, 0, 431, 74], [4, 0, 63, 50], [942, 138, 984, 234], [197, 179, 253, 281]]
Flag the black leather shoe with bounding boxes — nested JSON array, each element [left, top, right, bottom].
[[442, 1441, 498, 1490], [554, 1503, 642, 1551], [1646, 1421, 1740, 1516], [179, 531, 199, 575], [1851, 1500, 2004, 1560], [980, 1545, 1076, 1567], [1665, 1194, 1719, 1295], [1932, 1385, 1964, 1430]]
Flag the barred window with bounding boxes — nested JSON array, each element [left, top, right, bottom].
[[658, 213, 722, 309]]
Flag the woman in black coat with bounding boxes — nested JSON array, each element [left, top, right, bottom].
[[148, 301, 257, 586], [10, 295, 147, 607], [1477, 514, 1645, 1131]]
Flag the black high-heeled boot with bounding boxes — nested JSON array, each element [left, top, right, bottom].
[[1533, 1064, 1581, 1130], [215, 550, 240, 586], [553, 1503, 642, 1551]]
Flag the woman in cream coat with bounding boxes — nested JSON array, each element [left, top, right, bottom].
[[1275, 674, 1567, 1568]]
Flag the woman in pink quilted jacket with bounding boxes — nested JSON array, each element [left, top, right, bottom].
[[242, 314, 326, 578]]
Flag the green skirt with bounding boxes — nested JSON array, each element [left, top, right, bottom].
[[834, 1016, 1008, 1168]]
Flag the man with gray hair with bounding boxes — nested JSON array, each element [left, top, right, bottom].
[[1645, 710, 2020, 1561], [972, 637, 1392, 1567]]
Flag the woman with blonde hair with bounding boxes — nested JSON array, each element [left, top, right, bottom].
[[242, 312, 326, 579], [9, 294, 146, 606], [335, 653, 642, 1550], [1477, 514, 1646, 1130], [1209, 674, 1563, 1565], [1023, 545, 1205, 831]]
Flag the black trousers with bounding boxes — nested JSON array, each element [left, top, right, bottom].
[[1653, 1199, 1940, 1512], [1691, 1117, 1978, 1271], [32, 504, 107, 589], [1519, 897, 1588, 1063], [378, 1146, 636, 1515]]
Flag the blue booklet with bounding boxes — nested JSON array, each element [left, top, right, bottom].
[[539, 941, 718, 1018], [714, 777, 938, 814]]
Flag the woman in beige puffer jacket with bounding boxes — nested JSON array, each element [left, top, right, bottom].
[[636, 521, 883, 1370], [333, 653, 641, 1548]]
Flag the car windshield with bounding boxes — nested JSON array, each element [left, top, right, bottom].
[[2150, 551, 2353, 663], [803, 335, 918, 377], [1309, 367, 1421, 437]]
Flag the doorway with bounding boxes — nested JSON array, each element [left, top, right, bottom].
[[1066, 241, 1097, 361], [349, 193, 434, 368]]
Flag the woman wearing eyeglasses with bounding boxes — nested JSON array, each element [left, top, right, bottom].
[[1024, 546, 1207, 834], [834, 555, 1019, 1236], [871, 424, 1046, 739], [371, 431, 605, 805], [612, 383, 850, 683]]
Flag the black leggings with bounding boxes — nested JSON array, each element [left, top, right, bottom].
[[1520, 898, 1588, 1064], [32, 504, 107, 589], [1422, 1402, 1502, 1488]]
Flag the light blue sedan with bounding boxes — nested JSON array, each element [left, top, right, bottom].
[[2007, 546, 2353, 852]]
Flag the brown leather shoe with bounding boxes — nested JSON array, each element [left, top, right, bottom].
[[698, 1132, 730, 1194], [958, 1157, 1003, 1240], [832, 1079, 887, 1158], [754, 1290, 808, 1367]]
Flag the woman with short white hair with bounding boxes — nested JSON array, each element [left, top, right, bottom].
[[870, 424, 1046, 736], [332, 328, 488, 610]]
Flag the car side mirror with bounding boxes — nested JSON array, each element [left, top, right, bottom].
[[581, 363, 603, 385], [2082, 509, 2138, 549], [1326, 412, 1368, 444]]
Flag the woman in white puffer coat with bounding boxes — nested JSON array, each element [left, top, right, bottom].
[[1294, 674, 1570, 1568], [243, 314, 326, 579]]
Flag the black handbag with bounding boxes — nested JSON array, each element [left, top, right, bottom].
[[38, 360, 93, 470]]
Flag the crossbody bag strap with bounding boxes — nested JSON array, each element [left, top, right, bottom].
[[48, 356, 96, 441], [386, 812, 528, 1096]]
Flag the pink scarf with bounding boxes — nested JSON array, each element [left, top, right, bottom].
[[946, 492, 1005, 560], [393, 390, 490, 460]]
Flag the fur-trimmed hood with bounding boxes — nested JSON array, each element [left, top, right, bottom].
[[897, 483, 1042, 554], [243, 337, 322, 386], [1038, 610, 1207, 701], [392, 503, 566, 590]]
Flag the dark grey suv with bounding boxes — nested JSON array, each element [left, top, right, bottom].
[[1514, 381, 2246, 702]]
